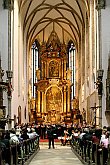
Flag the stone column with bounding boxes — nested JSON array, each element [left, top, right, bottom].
[[98, 95, 102, 127], [96, 0, 105, 128], [3, 0, 14, 130], [6, 71, 13, 130]]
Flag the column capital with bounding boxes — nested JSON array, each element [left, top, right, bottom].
[[96, 0, 105, 10], [3, 0, 14, 10], [6, 70, 13, 79]]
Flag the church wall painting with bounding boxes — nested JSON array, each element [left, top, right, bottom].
[[49, 60, 59, 78]]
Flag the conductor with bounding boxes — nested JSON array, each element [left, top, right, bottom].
[[47, 125, 55, 149]]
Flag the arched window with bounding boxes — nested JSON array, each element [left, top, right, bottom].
[[68, 42, 76, 99], [31, 40, 39, 98]]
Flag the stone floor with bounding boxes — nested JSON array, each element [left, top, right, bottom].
[[29, 142, 83, 165]]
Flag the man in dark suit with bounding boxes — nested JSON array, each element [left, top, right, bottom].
[[47, 125, 55, 149]]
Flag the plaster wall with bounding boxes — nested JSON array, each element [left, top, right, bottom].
[[0, 1, 8, 120], [0, 1, 8, 72], [11, 0, 29, 127], [101, 0, 110, 126], [11, 0, 19, 126]]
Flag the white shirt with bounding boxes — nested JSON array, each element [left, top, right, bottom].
[[74, 133, 78, 137], [101, 138, 108, 148], [10, 133, 19, 143], [79, 133, 86, 139], [100, 134, 106, 144]]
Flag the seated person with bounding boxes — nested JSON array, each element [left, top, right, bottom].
[[58, 130, 70, 146]]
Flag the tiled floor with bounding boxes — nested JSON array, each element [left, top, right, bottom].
[[29, 142, 83, 165]]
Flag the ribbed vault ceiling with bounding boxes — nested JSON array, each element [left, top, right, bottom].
[[18, 0, 90, 48]]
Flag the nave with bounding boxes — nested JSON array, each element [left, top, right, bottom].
[[29, 142, 83, 165]]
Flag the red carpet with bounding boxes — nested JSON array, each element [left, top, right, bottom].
[[40, 139, 60, 142]]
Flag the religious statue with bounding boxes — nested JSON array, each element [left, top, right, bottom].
[[61, 44, 66, 53], [50, 39, 57, 51]]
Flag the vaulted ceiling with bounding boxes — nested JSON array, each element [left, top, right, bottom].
[[18, 0, 90, 48]]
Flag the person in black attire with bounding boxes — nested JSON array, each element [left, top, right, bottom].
[[81, 128, 93, 162], [21, 128, 29, 140], [47, 125, 55, 149], [0, 131, 10, 164], [41, 124, 46, 139], [21, 129, 29, 156], [35, 124, 41, 138]]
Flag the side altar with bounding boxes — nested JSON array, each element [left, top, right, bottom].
[[34, 32, 72, 124]]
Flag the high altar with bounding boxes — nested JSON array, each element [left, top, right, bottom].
[[34, 31, 72, 124]]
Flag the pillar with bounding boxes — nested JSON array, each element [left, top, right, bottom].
[[96, 0, 105, 127], [64, 86, 66, 113], [98, 95, 102, 128], [64, 61, 66, 79], [42, 61, 44, 78], [37, 91, 40, 113], [42, 92, 44, 113], [45, 62, 47, 78], [62, 89, 63, 113], [44, 93, 46, 113], [67, 86, 70, 113], [62, 60, 63, 79], [59, 62, 61, 78], [4, 0, 14, 130]]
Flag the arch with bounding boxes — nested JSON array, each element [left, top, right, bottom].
[[45, 84, 62, 95], [19, 0, 89, 51]]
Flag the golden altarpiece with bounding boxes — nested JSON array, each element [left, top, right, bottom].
[[34, 32, 72, 124]]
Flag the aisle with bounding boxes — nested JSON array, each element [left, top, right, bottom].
[[29, 142, 83, 165]]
